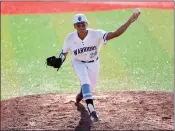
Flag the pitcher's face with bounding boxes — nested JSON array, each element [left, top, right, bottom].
[[74, 22, 88, 34]]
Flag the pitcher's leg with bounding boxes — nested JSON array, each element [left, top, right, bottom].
[[72, 60, 99, 121], [72, 60, 90, 103], [88, 60, 99, 91], [72, 61, 90, 86], [86, 60, 100, 121], [81, 83, 99, 121]]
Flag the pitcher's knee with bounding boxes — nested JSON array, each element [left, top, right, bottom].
[[81, 84, 93, 100], [90, 79, 97, 89]]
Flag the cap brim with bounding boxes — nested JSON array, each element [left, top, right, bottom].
[[74, 21, 88, 24]]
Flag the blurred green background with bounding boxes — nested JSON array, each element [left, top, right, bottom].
[[1, 9, 174, 100]]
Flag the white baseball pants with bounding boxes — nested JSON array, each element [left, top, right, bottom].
[[71, 58, 99, 91]]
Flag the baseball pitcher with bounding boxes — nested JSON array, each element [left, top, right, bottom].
[[46, 9, 141, 122]]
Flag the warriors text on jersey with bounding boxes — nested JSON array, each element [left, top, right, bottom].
[[62, 29, 108, 61]]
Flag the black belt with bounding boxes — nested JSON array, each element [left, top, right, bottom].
[[81, 57, 99, 63]]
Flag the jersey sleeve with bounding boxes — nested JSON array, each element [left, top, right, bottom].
[[97, 29, 109, 45], [62, 34, 71, 53]]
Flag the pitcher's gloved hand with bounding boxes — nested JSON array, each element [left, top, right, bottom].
[[46, 56, 62, 70]]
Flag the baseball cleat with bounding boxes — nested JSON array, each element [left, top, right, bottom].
[[90, 111, 99, 122]]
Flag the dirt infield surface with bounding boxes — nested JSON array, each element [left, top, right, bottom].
[[1, 91, 174, 130]]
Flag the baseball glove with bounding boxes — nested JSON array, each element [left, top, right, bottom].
[[46, 56, 62, 70]]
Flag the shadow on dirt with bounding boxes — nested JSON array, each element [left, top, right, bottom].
[[75, 103, 92, 131]]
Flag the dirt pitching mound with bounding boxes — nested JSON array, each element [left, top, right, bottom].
[[1, 91, 174, 130]]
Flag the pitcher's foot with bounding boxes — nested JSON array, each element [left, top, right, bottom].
[[75, 93, 83, 105], [90, 111, 99, 122]]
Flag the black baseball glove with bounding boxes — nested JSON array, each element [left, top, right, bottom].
[[46, 56, 63, 70]]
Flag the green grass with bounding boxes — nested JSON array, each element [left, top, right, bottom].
[[1, 9, 174, 100]]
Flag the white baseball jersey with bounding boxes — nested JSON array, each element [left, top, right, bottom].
[[62, 29, 108, 61]]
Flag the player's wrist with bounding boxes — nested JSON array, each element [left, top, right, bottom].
[[59, 55, 65, 62], [58, 50, 67, 62]]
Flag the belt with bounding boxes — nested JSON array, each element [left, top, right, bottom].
[[81, 57, 99, 63]]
